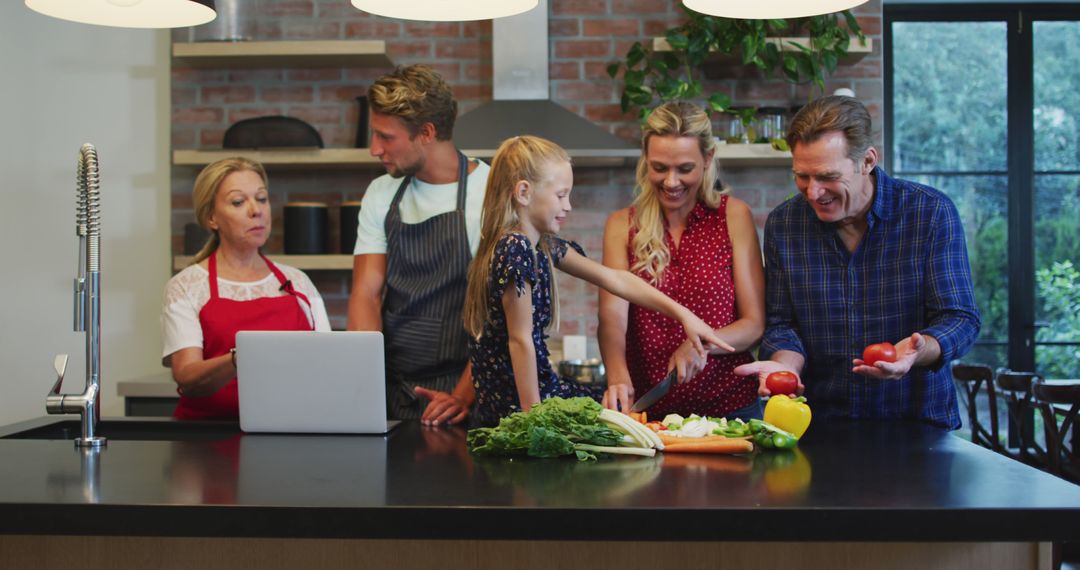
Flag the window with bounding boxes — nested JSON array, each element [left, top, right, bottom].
[[885, 4, 1080, 376]]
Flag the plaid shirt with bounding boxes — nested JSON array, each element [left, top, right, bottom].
[[761, 166, 980, 429]]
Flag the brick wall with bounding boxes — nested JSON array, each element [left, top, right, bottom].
[[170, 0, 884, 338]]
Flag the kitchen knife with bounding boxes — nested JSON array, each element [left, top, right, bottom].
[[629, 369, 677, 413]]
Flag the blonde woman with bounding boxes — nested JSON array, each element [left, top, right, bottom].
[[463, 135, 731, 426], [599, 101, 766, 420], [161, 158, 330, 420]]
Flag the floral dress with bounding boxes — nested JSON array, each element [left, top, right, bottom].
[[471, 232, 604, 426]]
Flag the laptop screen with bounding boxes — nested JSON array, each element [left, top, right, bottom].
[[235, 331, 394, 434]]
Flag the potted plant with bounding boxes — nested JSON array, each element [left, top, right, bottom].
[[607, 5, 866, 123]]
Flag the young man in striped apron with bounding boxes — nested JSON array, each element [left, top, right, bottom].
[[347, 65, 490, 425]]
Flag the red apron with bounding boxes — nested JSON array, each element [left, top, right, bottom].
[[173, 252, 314, 420]]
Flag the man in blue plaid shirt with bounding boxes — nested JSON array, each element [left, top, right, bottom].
[[735, 96, 980, 429]]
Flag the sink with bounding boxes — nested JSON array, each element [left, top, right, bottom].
[[0, 417, 241, 441]]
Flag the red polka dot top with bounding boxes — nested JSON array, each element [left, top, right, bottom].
[[625, 196, 757, 418]]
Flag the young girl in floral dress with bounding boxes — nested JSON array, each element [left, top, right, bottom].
[[462, 136, 732, 426]]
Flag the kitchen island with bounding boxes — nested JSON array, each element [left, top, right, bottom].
[[1, 416, 1077, 570]]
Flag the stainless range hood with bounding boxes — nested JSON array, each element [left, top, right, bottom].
[[455, 0, 638, 166]]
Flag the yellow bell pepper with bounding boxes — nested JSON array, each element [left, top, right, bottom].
[[763, 395, 812, 439]]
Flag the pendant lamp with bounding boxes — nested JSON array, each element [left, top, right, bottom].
[[682, 0, 868, 20], [351, 0, 538, 21], [25, 0, 216, 29]]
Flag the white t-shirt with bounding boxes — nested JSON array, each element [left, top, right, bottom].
[[160, 262, 332, 365], [353, 159, 490, 256]]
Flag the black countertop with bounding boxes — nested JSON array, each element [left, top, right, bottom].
[[1, 416, 1078, 542]]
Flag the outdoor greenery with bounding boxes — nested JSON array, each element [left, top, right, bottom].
[[1034, 21, 1080, 172], [893, 21, 1080, 378], [607, 6, 864, 120], [1035, 257, 1080, 379]]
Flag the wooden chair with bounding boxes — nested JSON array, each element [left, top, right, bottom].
[[994, 369, 1048, 468], [1032, 380, 1080, 484], [951, 362, 1001, 452]]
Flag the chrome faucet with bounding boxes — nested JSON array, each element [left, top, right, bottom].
[[46, 143, 105, 448]]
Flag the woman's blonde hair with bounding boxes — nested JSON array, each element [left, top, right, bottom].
[[189, 157, 269, 265], [630, 101, 724, 284], [463, 136, 571, 338]]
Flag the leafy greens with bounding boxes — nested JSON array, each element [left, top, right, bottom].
[[467, 397, 624, 461]]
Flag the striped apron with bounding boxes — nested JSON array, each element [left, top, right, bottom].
[[382, 152, 472, 420]]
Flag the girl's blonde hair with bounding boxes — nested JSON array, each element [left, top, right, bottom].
[[630, 101, 725, 284], [463, 136, 571, 338], [189, 157, 269, 265]]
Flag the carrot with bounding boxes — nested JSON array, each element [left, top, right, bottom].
[[626, 411, 647, 424], [657, 433, 747, 447], [645, 421, 665, 432], [662, 439, 755, 454]]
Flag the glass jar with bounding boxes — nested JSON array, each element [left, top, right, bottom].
[[725, 107, 753, 144], [758, 107, 787, 143]]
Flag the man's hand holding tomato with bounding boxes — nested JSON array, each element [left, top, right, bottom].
[[733, 357, 806, 397], [852, 332, 942, 380]]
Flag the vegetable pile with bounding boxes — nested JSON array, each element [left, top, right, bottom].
[[656, 413, 798, 451], [657, 413, 749, 438], [467, 397, 663, 461], [468, 397, 813, 461]]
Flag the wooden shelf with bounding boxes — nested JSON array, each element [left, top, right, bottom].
[[173, 148, 379, 169], [466, 148, 641, 168], [714, 143, 791, 166], [174, 254, 352, 272], [173, 148, 642, 169], [174, 147, 783, 167], [652, 36, 873, 64], [172, 40, 391, 68]]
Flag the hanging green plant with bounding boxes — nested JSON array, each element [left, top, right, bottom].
[[607, 5, 866, 121]]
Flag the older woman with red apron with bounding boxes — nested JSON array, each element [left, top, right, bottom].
[[161, 158, 331, 420]]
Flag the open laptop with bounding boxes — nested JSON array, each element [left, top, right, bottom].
[[235, 331, 399, 434]]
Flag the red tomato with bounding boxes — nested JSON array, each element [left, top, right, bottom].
[[765, 371, 799, 396], [862, 342, 898, 366]]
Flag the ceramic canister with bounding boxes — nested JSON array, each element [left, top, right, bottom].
[[340, 201, 362, 254], [284, 202, 328, 254], [183, 222, 211, 256]]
